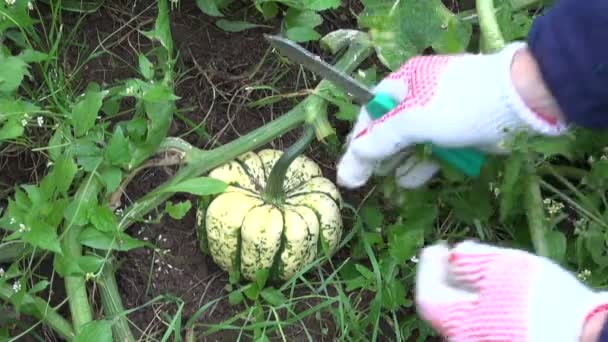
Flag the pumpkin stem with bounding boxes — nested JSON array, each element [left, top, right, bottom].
[[262, 125, 316, 205]]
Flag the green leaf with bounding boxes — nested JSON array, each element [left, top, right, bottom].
[[53, 156, 78, 193], [19, 49, 48, 63], [99, 167, 122, 193], [354, 264, 374, 281], [215, 19, 266, 32], [545, 230, 567, 264], [196, 0, 224, 17], [79, 228, 146, 251], [258, 2, 278, 19], [161, 177, 227, 196], [0, 120, 24, 141], [300, 0, 340, 10], [165, 200, 192, 220], [387, 225, 424, 263], [382, 279, 408, 310], [0, 56, 29, 93], [228, 290, 244, 305], [359, 0, 471, 69], [71, 83, 106, 137], [105, 126, 131, 167], [260, 287, 287, 306], [28, 280, 50, 295], [143, 0, 173, 52], [75, 320, 113, 342], [138, 54, 154, 80], [284, 9, 323, 29], [78, 255, 104, 273], [285, 27, 321, 42], [360, 204, 384, 229], [89, 205, 117, 232], [499, 152, 525, 222], [255, 268, 270, 289], [23, 220, 62, 254], [244, 283, 260, 300]]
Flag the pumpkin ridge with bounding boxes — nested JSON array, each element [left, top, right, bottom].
[[288, 191, 341, 210], [234, 157, 264, 192], [226, 184, 261, 198], [268, 207, 288, 282]]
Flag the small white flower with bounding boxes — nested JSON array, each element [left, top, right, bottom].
[[36, 116, 44, 127], [12, 281, 21, 293], [5, 0, 16, 6], [577, 269, 592, 281], [543, 198, 564, 216], [114, 208, 123, 216], [18, 223, 27, 233], [125, 86, 135, 95], [21, 119, 28, 127], [27, 1, 33, 10], [0, 268, 4, 277], [9, 217, 15, 224], [410, 256, 419, 263]]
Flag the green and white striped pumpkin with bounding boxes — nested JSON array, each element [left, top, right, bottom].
[[195, 147, 343, 282]]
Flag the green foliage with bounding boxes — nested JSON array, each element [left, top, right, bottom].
[[359, 0, 472, 70], [197, 0, 339, 42]]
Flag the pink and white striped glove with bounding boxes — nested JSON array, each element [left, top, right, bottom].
[[337, 42, 567, 189], [416, 240, 608, 342]]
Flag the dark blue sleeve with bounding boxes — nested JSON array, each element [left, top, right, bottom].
[[600, 317, 608, 342], [527, 0, 608, 128]]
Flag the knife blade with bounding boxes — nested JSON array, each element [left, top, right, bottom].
[[264, 34, 486, 178], [265, 34, 375, 104]]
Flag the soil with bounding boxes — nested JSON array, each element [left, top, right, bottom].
[[0, 1, 380, 341]]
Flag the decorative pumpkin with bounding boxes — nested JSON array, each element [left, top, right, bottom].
[[196, 127, 343, 282]]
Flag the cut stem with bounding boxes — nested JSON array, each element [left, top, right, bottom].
[[97, 259, 135, 342], [476, 0, 506, 52], [262, 125, 316, 205]]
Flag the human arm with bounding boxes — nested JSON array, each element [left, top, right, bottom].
[[336, 0, 608, 189], [527, 0, 608, 128]]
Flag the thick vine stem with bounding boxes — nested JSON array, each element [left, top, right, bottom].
[[97, 259, 135, 342], [476, 0, 506, 52], [117, 33, 374, 232], [524, 173, 549, 257], [0, 283, 75, 340], [63, 176, 99, 332], [262, 125, 316, 205]]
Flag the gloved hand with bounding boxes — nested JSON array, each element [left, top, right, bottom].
[[416, 240, 608, 341], [336, 42, 567, 189]]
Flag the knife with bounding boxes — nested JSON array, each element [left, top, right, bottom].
[[264, 34, 486, 178]]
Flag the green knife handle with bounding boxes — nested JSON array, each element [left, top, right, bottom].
[[366, 92, 486, 177]]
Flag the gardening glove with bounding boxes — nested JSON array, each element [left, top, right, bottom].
[[336, 42, 567, 189], [416, 240, 608, 342]]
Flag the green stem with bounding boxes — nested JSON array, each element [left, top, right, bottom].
[[63, 177, 99, 332], [262, 125, 316, 205], [97, 260, 135, 342], [0, 283, 75, 340], [117, 35, 374, 231], [476, 0, 506, 52], [524, 173, 549, 257]]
